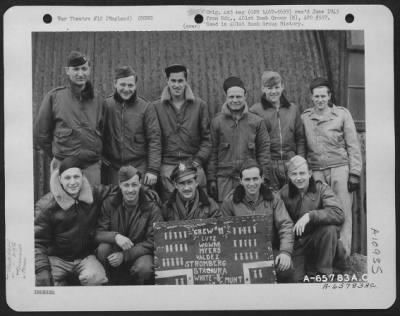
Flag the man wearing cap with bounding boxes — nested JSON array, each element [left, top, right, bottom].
[[34, 51, 104, 185], [35, 157, 113, 286], [152, 64, 211, 201], [250, 71, 305, 190], [162, 160, 220, 221], [220, 159, 294, 282], [302, 78, 362, 256], [95, 166, 163, 285], [102, 66, 161, 186], [280, 155, 344, 281], [208, 76, 271, 203]]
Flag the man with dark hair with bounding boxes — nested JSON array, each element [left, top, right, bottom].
[[35, 157, 112, 286], [220, 159, 294, 282], [302, 77, 362, 256], [34, 51, 104, 185], [162, 160, 220, 221], [95, 166, 163, 285], [280, 155, 344, 282], [152, 64, 211, 201], [208, 76, 271, 203], [102, 66, 161, 186], [250, 71, 305, 190]]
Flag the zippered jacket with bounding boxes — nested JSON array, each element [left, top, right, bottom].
[[95, 188, 163, 263], [220, 184, 294, 255], [279, 177, 344, 235], [102, 93, 161, 175], [152, 85, 211, 166], [34, 82, 103, 163], [250, 95, 305, 160], [34, 172, 114, 274], [208, 103, 271, 181], [301, 104, 362, 176]]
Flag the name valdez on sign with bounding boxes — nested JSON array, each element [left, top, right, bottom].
[[154, 216, 276, 285]]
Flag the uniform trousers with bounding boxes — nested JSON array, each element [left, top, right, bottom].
[[96, 243, 154, 285], [312, 165, 353, 256]]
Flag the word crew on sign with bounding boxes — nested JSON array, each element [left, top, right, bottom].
[[154, 216, 276, 285]]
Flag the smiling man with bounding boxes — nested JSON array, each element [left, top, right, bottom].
[[162, 160, 220, 221], [102, 66, 161, 186], [220, 159, 294, 282], [279, 155, 344, 282], [35, 157, 113, 286], [250, 71, 305, 190], [302, 78, 362, 257], [95, 165, 163, 285], [207, 76, 271, 203], [34, 51, 104, 185], [152, 64, 211, 201]]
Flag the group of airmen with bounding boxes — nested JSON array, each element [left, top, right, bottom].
[[34, 51, 362, 286]]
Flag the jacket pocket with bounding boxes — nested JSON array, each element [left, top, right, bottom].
[[247, 142, 256, 158], [218, 142, 230, 162], [54, 128, 78, 155], [134, 135, 145, 144]]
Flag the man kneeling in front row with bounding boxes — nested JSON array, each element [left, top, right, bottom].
[[280, 156, 344, 282], [95, 166, 163, 285], [220, 159, 295, 282], [35, 157, 111, 286]]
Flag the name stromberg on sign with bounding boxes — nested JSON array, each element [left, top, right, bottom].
[[154, 215, 276, 285]]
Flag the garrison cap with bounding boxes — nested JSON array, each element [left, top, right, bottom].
[[223, 76, 246, 93], [165, 64, 187, 77], [261, 71, 282, 87], [59, 156, 85, 176], [286, 155, 308, 172], [115, 66, 137, 80], [309, 77, 331, 92], [67, 51, 88, 67], [170, 160, 197, 183], [118, 165, 140, 183]]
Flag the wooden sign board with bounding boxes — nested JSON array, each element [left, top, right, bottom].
[[154, 215, 276, 285]]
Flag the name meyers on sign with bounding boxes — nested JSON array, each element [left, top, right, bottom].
[[154, 216, 276, 285]]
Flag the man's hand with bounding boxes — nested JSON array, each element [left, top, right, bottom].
[[207, 180, 218, 200], [115, 234, 134, 250], [348, 174, 360, 192], [143, 172, 157, 186], [36, 270, 53, 286], [107, 252, 124, 267], [293, 213, 310, 237], [275, 253, 291, 271]]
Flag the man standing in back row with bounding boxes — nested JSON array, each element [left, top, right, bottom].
[[302, 78, 362, 256], [153, 64, 211, 201], [34, 51, 104, 185], [208, 76, 271, 203], [250, 71, 305, 190], [102, 66, 161, 186]]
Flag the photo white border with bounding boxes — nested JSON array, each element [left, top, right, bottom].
[[4, 4, 396, 311]]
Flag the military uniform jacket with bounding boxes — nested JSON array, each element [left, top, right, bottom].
[[162, 187, 220, 221], [34, 82, 103, 162], [250, 95, 305, 160], [279, 178, 344, 236], [152, 85, 211, 166], [34, 173, 113, 274], [220, 184, 294, 255], [208, 103, 271, 181], [301, 104, 362, 176], [102, 93, 161, 175], [95, 188, 163, 263]]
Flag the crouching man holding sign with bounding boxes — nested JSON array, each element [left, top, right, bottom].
[[95, 166, 163, 285], [220, 159, 295, 282]]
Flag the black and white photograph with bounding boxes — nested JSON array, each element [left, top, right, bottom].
[[4, 4, 396, 311]]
